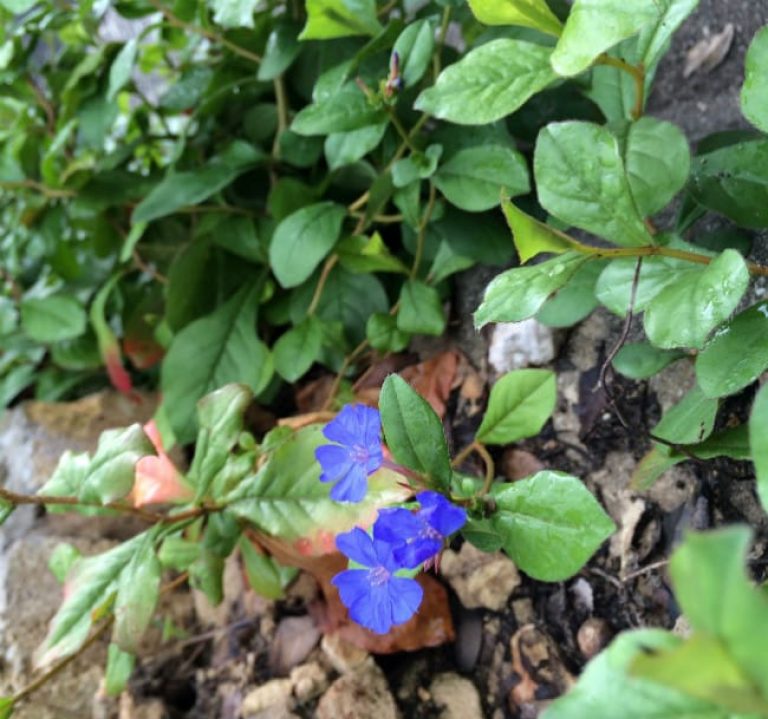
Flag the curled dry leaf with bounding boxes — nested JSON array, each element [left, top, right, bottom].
[[683, 23, 735, 78], [399, 351, 459, 418]]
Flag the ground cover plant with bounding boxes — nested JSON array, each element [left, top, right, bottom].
[[1, 0, 768, 716]]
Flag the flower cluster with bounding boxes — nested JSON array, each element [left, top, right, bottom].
[[332, 491, 467, 634]]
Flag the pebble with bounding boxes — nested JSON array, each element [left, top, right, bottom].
[[440, 543, 521, 611], [430, 673, 484, 719], [577, 618, 613, 659], [488, 320, 556, 374], [290, 661, 328, 703], [316, 661, 397, 719], [269, 615, 321, 675], [321, 633, 370, 674], [241, 679, 293, 716]]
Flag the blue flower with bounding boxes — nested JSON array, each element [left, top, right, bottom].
[[315, 404, 383, 503], [375, 491, 467, 569], [332, 527, 423, 634]]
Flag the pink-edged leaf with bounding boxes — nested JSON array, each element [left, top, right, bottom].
[[131, 420, 192, 507]]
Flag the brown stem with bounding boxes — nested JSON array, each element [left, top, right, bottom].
[[307, 254, 339, 316], [596, 54, 646, 119], [26, 76, 56, 134], [451, 441, 495, 494], [0, 180, 75, 199]]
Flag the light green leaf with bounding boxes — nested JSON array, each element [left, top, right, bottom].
[[696, 302, 768, 398], [113, 533, 161, 653], [324, 123, 387, 170], [536, 260, 605, 328], [501, 199, 583, 264], [652, 385, 718, 445], [543, 630, 729, 719], [550, 0, 661, 77], [21, 295, 87, 343], [392, 145, 443, 188], [492, 471, 616, 581], [107, 39, 138, 101], [300, 0, 382, 39], [105, 644, 135, 696], [475, 252, 589, 329], [741, 25, 768, 133], [393, 19, 435, 88], [0, 0, 38, 11], [133, 142, 263, 224], [366, 313, 410, 352], [476, 369, 556, 445], [161, 282, 273, 443], [292, 82, 386, 136], [623, 117, 690, 217], [273, 317, 324, 382], [226, 425, 410, 542], [434, 145, 529, 212], [415, 39, 558, 125], [397, 280, 446, 336], [269, 202, 346, 288], [209, 0, 259, 28], [379, 374, 452, 490], [613, 342, 684, 380], [337, 232, 408, 275], [467, 0, 563, 37], [49, 543, 82, 584], [750, 383, 768, 513], [0, 697, 13, 719], [690, 140, 768, 229], [239, 537, 298, 599], [534, 121, 652, 247], [643, 249, 750, 349]]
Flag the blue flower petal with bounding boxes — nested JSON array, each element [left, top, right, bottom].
[[322, 405, 365, 446], [393, 538, 443, 569], [417, 491, 467, 537], [329, 462, 368, 502], [388, 576, 423, 624], [359, 405, 382, 449], [348, 582, 393, 634], [316, 444, 352, 482], [335, 527, 378, 567], [373, 508, 422, 544], [331, 568, 371, 606]]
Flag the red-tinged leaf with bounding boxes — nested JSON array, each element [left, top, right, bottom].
[[123, 335, 164, 370], [104, 343, 135, 396], [131, 421, 192, 506], [397, 351, 460, 418]]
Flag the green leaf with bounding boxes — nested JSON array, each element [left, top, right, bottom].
[[750, 383, 768, 513], [0, 697, 13, 719], [543, 630, 729, 719], [379, 374, 452, 490], [534, 122, 652, 247], [324, 123, 388, 170], [107, 39, 138, 101], [158, 536, 201, 571], [613, 342, 684, 380], [239, 537, 298, 599], [0, 0, 37, 11], [622, 117, 690, 217], [643, 249, 750, 350], [501, 199, 583, 264], [741, 26, 768, 133], [105, 644, 135, 696], [492, 471, 616, 581], [392, 145, 443, 188], [652, 385, 718, 445], [209, 0, 259, 28], [550, 0, 661, 77], [21, 295, 87, 343], [462, 517, 504, 552], [292, 82, 386, 135], [397, 280, 446, 336], [475, 252, 589, 329], [38, 534, 145, 665], [132, 142, 263, 224], [300, 0, 382, 39], [269, 202, 346, 288], [536, 260, 605, 328], [690, 140, 768, 229], [696, 302, 768, 398], [366, 313, 410, 353], [337, 232, 409, 275], [393, 19, 435, 88], [258, 20, 302, 81], [188, 384, 253, 499], [467, 0, 563, 37], [434, 145, 529, 212], [113, 533, 161, 653], [49, 543, 82, 584], [161, 282, 273, 443], [414, 39, 558, 125], [669, 527, 768, 701], [476, 369, 556, 445], [226, 425, 410, 541], [273, 317, 324, 382]]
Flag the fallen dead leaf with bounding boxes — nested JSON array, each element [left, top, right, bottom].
[[400, 351, 459, 418], [683, 23, 735, 78]]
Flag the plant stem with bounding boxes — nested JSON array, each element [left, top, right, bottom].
[[386, 106, 419, 154], [451, 441, 495, 493], [272, 76, 289, 159], [596, 54, 645, 119], [433, 6, 452, 79], [410, 182, 437, 279], [0, 180, 75, 199], [307, 254, 339, 316]]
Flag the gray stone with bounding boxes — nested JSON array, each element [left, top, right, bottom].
[[430, 673, 483, 719], [270, 615, 320, 675], [316, 661, 397, 719], [241, 678, 294, 717], [488, 320, 556, 375], [320, 634, 370, 675], [290, 661, 328, 703]]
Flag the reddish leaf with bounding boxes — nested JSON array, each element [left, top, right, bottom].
[[131, 420, 192, 507], [103, 343, 135, 397]]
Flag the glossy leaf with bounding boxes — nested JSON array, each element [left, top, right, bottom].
[[292, 82, 386, 135], [534, 122, 652, 247], [21, 295, 87, 343], [379, 374, 452, 490], [476, 369, 556, 445], [415, 39, 558, 125], [550, 0, 661, 77], [475, 252, 589, 329], [269, 202, 346, 288], [613, 342, 684, 380], [324, 123, 388, 170], [107, 39, 137, 101], [397, 280, 446, 336], [643, 249, 750, 350], [749, 383, 768, 513], [258, 21, 302, 81], [434, 145, 529, 212], [741, 25, 768, 133], [696, 302, 768, 398], [501, 199, 583, 264], [467, 0, 563, 36], [491, 471, 616, 581], [210, 0, 259, 28], [652, 385, 718, 445], [536, 260, 605, 328], [300, 0, 382, 39], [393, 19, 434, 88], [273, 317, 324, 382]]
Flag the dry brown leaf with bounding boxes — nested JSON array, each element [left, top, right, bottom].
[[400, 351, 459, 418], [683, 23, 735, 78]]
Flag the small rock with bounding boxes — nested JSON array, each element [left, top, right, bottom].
[[430, 672, 483, 719], [290, 661, 328, 703], [673, 615, 692, 638], [511, 598, 535, 625], [118, 694, 166, 719], [569, 578, 594, 615], [441, 543, 521, 611], [454, 610, 483, 671], [315, 662, 397, 719], [501, 448, 545, 481], [577, 618, 613, 659], [241, 679, 293, 717], [321, 633, 370, 674], [270, 615, 320, 675], [488, 320, 556, 374]]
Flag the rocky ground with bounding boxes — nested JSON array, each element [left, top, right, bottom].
[[2, 2, 768, 718]]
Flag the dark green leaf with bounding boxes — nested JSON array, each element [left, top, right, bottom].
[[258, 21, 302, 81], [324, 123, 387, 170], [366, 313, 410, 352], [536, 260, 605, 328], [741, 25, 768, 133], [750, 383, 768, 513], [107, 39, 138, 101], [273, 317, 324, 382], [239, 537, 298, 599], [613, 342, 684, 380], [292, 82, 387, 135], [397, 280, 446, 336], [652, 386, 718, 445], [393, 19, 435, 87]]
